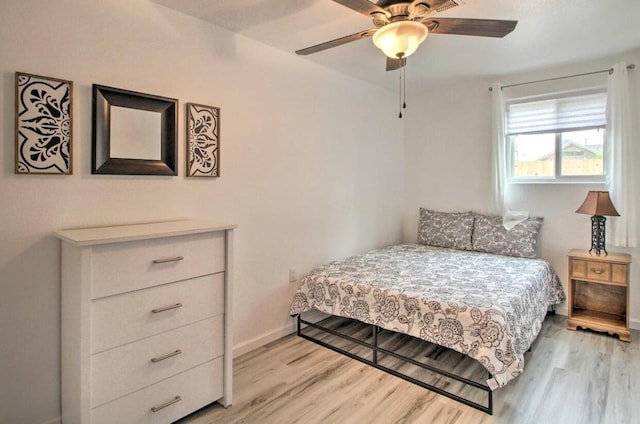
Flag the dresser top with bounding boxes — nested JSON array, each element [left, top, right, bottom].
[[55, 220, 236, 246]]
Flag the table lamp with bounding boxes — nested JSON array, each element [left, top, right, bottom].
[[575, 191, 620, 256]]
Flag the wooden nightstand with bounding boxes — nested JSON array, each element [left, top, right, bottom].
[[567, 249, 631, 342]]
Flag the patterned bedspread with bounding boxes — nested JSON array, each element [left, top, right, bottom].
[[289, 244, 565, 389]]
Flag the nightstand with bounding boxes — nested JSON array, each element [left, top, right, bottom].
[[567, 249, 631, 342]]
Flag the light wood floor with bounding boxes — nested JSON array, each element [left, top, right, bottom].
[[179, 314, 639, 424]]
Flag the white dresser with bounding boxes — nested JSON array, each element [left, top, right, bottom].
[[55, 220, 235, 424]]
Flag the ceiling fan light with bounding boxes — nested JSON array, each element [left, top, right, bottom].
[[372, 21, 428, 59]]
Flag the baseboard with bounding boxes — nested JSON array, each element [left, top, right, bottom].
[[233, 321, 296, 357], [554, 305, 568, 317], [40, 417, 61, 424]]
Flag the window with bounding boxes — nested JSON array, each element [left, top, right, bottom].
[[506, 90, 607, 182]]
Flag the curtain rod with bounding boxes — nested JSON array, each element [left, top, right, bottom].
[[488, 63, 635, 91]]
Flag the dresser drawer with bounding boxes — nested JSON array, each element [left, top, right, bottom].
[[91, 231, 225, 299], [91, 357, 223, 424], [91, 315, 224, 407], [91, 273, 224, 353], [571, 259, 611, 282]]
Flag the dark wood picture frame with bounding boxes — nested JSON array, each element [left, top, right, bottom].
[[92, 84, 178, 175], [15, 72, 73, 174]]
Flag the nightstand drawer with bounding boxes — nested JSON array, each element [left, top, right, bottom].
[[586, 262, 611, 281], [571, 259, 611, 282], [612, 264, 628, 285]]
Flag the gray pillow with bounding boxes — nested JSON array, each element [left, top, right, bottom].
[[417, 209, 474, 251], [472, 214, 543, 258]]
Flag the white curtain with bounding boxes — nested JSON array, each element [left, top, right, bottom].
[[490, 83, 506, 215], [607, 62, 637, 247], [490, 83, 528, 229]]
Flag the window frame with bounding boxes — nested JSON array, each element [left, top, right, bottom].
[[505, 88, 608, 184]]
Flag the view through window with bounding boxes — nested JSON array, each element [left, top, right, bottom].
[[512, 128, 605, 178]]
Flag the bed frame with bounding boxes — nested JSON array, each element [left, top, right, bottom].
[[297, 313, 494, 414]]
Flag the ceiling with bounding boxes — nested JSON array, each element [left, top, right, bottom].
[[152, 0, 640, 91]]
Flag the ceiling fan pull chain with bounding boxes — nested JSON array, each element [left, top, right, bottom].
[[398, 68, 403, 119], [403, 66, 407, 110], [398, 64, 407, 119]]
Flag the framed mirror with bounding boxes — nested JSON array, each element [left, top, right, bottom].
[[92, 84, 178, 175]]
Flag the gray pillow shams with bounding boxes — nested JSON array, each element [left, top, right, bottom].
[[472, 214, 543, 259], [417, 208, 474, 251]]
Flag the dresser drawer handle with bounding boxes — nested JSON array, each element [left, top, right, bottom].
[[151, 349, 182, 363], [590, 268, 605, 275], [152, 256, 184, 264], [151, 395, 182, 412], [151, 303, 183, 314]]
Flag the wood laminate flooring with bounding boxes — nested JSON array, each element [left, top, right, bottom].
[[179, 314, 639, 424]]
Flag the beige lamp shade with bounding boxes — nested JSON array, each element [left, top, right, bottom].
[[575, 191, 620, 217], [372, 21, 428, 59]]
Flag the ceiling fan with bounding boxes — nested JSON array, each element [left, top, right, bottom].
[[296, 0, 517, 71]]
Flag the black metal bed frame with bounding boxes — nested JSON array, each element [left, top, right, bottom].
[[297, 314, 493, 415]]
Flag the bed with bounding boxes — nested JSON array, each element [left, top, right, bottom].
[[289, 210, 565, 414]]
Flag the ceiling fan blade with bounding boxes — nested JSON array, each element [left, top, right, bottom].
[[386, 57, 406, 72], [295, 29, 377, 55], [424, 17, 517, 38], [332, 0, 390, 19]]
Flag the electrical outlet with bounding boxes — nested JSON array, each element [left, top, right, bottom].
[[289, 268, 297, 283]]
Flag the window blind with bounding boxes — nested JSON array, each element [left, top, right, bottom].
[[506, 91, 606, 135]]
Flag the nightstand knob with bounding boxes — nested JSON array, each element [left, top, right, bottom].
[[590, 267, 605, 275]]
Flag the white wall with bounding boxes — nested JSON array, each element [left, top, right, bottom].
[[0, 1, 404, 423], [404, 49, 640, 325]]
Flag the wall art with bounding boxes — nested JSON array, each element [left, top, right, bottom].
[[15, 72, 73, 174], [187, 103, 220, 177]]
